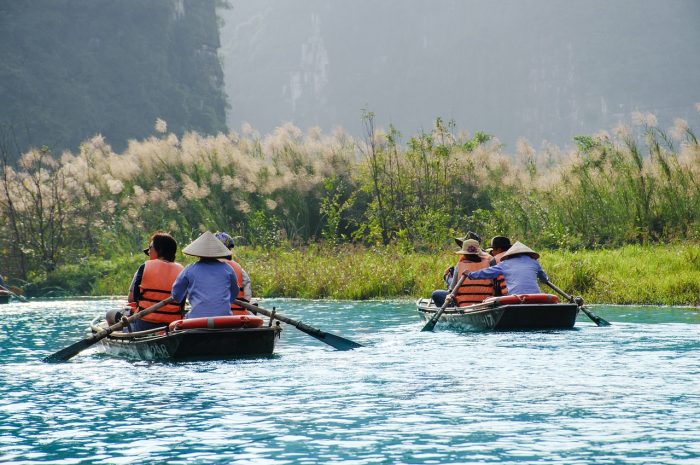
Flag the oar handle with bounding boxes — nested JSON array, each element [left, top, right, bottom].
[[422, 271, 468, 332], [44, 296, 177, 363], [544, 280, 574, 303], [94, 297, 175, 339], [234, 299, 295, 326], [544, 280, 611, 327], [234, 299, 363, 350]]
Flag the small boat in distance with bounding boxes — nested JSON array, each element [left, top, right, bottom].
[[417, 293, 580, 331], [89, 310, 281, 361]]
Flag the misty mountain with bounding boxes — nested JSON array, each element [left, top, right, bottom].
[[220, 0, 700, 148], [0, 0, 227, 157]]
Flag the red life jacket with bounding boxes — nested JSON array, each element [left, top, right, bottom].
[[454, 257, 495, 306], [222, 258, 248, 315], [137, 260, 185, 324], [489, 252, 508, 296]]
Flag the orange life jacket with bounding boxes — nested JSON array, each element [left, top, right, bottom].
[[137, 260, 185, 324], [489, 252, 508, 296], [222, 258, 248, 315], [454, 257, 495, 306]]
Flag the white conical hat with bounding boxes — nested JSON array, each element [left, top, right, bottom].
[[183, 231, 232, 258], [500, 241, 540, 260]]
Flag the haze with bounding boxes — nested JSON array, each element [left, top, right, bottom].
[[220, 0, 700, 148]]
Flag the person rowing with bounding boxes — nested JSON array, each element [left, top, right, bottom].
[[431, 239, 495, 308], [108, 232, 185, 331], [465, 241, 548, 295], [171, 231, 240, 319]]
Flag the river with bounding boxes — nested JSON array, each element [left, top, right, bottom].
[[1, 299, 699, 464]]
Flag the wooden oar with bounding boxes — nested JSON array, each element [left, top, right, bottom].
[[43, 297, 175, 363], [234, 299, 362, 351], [421, 272, 468, 332], [0, 283, 28, 302], [544, 280, 611, 327]]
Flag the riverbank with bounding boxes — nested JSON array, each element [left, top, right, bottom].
[[25, 243, 700, 306]]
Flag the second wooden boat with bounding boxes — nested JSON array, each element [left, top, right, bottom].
[[417, 293, 580, 331]]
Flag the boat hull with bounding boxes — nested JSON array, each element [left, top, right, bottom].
[[0, 293, 9, 304], [417, 298, 579, 331], [97, 326, 279, 361]]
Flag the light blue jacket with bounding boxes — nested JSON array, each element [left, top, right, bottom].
[[467, 255, 548, 295]]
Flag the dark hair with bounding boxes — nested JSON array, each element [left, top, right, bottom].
[[150, 232, 177, 262], [490, 236, 511, 250]]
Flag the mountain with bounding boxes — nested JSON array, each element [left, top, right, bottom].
[[219, 0, 700, 147], [0, 0, 227, 158]]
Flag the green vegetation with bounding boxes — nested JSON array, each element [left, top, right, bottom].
[[1, 110, 699, 304], [31, 243, 699, 306]]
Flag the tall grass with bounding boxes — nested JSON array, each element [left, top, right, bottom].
[[1, 110, 699, 292], [80, 243, 700, 305]]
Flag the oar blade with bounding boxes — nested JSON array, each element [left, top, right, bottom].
[[43, 337, 96, 363], [582, 307, 611, 327], [421, 316, 439, 332], [305, 330, 363, 351], [294, 322, 362, 350]]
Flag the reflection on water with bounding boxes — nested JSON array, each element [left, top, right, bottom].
[[1, 299, 699, 464]]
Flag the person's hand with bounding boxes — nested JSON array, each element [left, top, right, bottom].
[[462, 270, 471, 278], [443, 266, 454, 278]]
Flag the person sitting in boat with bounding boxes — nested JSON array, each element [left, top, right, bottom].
[[466, 241, 548, 295], [112, 232, 185, 331], [171, 231, 240, 319], [444, 231, 482, 286], [486, 236, 512, 296], [215, 231, 253, 315], [431, 239, 495, 307]]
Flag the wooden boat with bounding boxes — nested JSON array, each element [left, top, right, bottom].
[[0, 291, 10, 304], [417, 293, 580, 331], [89, 312, 281, 361]]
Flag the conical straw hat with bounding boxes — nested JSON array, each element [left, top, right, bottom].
[[500, 241, 540, 260], [183, 231, 232, 258]]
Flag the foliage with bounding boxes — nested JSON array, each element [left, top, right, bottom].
[[1, 111, 699, 298], [67, 243, 700, 306]]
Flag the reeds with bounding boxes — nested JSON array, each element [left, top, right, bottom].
[[1, 111, 699, 289]]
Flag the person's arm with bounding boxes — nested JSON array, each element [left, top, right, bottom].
[[446, 262, 461, 291], [241, 268, 252, 301], [536, 263, 549, 283], [467, 264, 503, 280], [443, 266, 454, 287], [171, 267, 189, 304], [128, 264, 145, 303], [229, 269, 241, 304]]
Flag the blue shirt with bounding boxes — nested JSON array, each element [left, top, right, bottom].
[[172, 260, 240, 318], [467, 255, 548, 295]]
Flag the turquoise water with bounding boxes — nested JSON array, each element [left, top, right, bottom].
[[1, 299, 699, 464]]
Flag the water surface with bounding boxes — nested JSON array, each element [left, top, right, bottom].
[[1, 299, 699, 464]]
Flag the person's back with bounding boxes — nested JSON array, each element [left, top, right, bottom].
[[137, 259, 185, 324], [171, 231, 240, 319], [175, 260, 238, 318], [453, 255, 494, 306], [431, 239, 494, 307], [467, 242, 548, 295], [493, 254, 545, 295]]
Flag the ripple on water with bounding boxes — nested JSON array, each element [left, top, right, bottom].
[[0, 299, 699, 464]]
